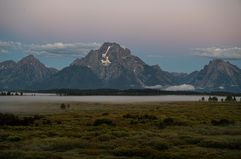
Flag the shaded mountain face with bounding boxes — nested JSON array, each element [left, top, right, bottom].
[[0, 60, 17, 75], [0, 61, 18, 88], [0, 60, 17, 70], [183, 59, 241, 91], [72, 42, 174, 88], [0, 55, 57, 90], [38, 65, 102, 89]]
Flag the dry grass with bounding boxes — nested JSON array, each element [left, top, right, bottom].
[[0, 101, 241, 159]]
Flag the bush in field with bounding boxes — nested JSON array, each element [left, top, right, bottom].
[[93, 118, 115, 126], [7, 136, 22, 142], [60, 103, 66, 110], [123, 113, 138, 119], [0, 113, 42, 126], [148, 139, 169, 150], [42, 138, 89, 152], [159, 117, 187, 128], [113, 146, 164, 158], [111, 131, 129, 138], [0, 113, 19, 126], [0, 150, 63, 159], [42, 119, 52, 125], [98, 134, 113, 141], [102, 112, 109, 116], [163, 117, 174, 125], [123, 113, 157, 120], [60, 103, 70, 110], [211, 119, 234, 126], [199, 138, 241, 149]]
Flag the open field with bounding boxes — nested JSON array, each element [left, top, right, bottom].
[[0, 101, 241, 159]]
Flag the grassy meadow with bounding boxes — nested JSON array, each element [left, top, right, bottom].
[[0, 101, 241, 159]]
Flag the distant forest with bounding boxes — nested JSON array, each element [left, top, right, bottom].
[[21, 89, 241, 96]]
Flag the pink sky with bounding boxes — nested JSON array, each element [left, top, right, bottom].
[[0, 0, 241, 45], [1, 0, 241, 72]]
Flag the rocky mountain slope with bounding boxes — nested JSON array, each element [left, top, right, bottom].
[[72, 42, 175, 88], [38, 65, 102, 89], [182, 59, 241, 91], [0, 55, 57, 90], [0, 42, 241, 92]]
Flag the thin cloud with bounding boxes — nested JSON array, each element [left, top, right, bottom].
[[145, 84, 195, 91], [0, 41, 23, 53], [0, 41, 101, 57], [144, 85, 163, 89], [165, 84, 195, 91], [193, 47, 241, 60]]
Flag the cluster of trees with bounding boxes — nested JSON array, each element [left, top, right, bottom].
[[201, 96, 240, 102], [224, 96, 238, 102], [60, 103, 70, 110], [0, 91, 23, 96], [208, 96, 218, 102]]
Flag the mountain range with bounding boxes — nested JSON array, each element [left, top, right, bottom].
[[0, 42, 241, 92]]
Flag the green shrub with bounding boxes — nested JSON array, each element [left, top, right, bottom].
[[111, 131, 129, 137], [158, 121, 166, 129], [211, 119, 234, 126], [98, 134, 113, 141], [123, 113, 157, 120], [93, 118, 115, 126], [41, 138, 89, 152], [60, 103, 66, 110], [0, 150, 63, 159], [159, 117, 187, 128], [123, 113, 138, 119], [130, 120, 138, 125], [0, 113, 40, 126], [141, 114, 158, 120], [102, 112, 109, 116], [163, 117, 174, 125], [7, 136, 22, 142], [180, 135, 203, 144], [149, 139, 169, 150], [199, 138, 241, 149], [42, 119, 52, 125], [113, 146, 165, 158], [113, 147, 134, 156]]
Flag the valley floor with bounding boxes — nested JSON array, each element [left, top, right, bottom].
[[0, 102, 241, 159]]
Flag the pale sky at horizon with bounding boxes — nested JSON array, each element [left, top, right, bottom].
[[0, 0, 241, 72]]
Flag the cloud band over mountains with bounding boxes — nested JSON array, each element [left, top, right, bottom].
[[0, 41, 100, 57], [194, 47, 241, 60]]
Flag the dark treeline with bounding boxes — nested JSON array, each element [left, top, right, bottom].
[[0, 91, 23, 96], [20, 89, 241, 96]]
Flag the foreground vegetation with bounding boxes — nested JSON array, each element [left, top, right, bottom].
[[0, 102, 241, 159]]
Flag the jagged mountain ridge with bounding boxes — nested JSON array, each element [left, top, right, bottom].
[[72, 42, 175, 88], [0, 55, 57, 90], [182, 59, 241, 91], [37, 65, 102, 89], [0, 42, 241, 91]]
